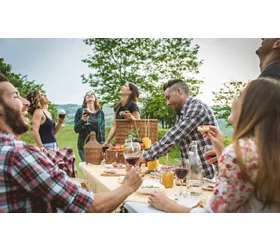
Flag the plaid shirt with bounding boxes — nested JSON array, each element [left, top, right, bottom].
[[0, 131, 93, 213], [46, 148, 77, 178], [143, 97, 219, 179]]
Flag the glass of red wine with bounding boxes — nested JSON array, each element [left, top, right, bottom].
[[123, 141, 141, 172], [83, 108, 91, 126], [174, 158, 190, 196], [58, 109, 66, 120], [203, 145, 218, 182]]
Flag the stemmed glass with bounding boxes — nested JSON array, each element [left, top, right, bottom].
[[123, 141, 142, 172], [83, 108, 91, 126], [174, 158, 190, 196], [203, 145, 219, 182], [58, 109, 66, 119]]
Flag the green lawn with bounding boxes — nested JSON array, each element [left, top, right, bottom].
[[55, 125, 181, 177], [21, 125, 231, 178]]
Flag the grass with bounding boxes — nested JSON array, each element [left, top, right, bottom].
[[55, 126, 181, 177], [21, 125, 232, 178]]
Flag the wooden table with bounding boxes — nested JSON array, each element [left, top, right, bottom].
[[82, 163, 213, 213]]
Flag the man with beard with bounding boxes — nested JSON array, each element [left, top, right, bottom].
[[256, 38, 280, 79], [0, 74, 142, 213], [138, 79, 219, 179]]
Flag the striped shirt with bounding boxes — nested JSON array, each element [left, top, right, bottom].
[[143, 97, 219, 179]]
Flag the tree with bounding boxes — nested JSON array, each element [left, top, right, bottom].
[[82, 38, 203, 127], [0, 58, 58, 119], [140, 86, 177, 128], [212, 80, 247, 127]]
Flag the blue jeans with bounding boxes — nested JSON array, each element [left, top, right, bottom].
[[43, 142, 58, 151], [78, 149, 85, 162]]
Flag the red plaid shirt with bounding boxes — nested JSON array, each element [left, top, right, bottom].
[[0, 131, 93, 213], [46, 148, 77, 178]]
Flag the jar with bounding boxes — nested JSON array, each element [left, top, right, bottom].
[[160, 166, 174, 188]]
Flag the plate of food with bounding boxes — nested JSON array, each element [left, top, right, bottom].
[[105, 162, 126, 169], [136, 180, 165, 194]]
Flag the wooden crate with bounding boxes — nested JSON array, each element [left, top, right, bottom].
[[115, 119, 158, 144]]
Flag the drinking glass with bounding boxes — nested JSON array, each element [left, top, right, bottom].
[[123, 142, 141, 172], [58, 109, 66, 119], [173, 158, 190, 196], [83, 108, 91, 126], [203, 145, 219, 182]]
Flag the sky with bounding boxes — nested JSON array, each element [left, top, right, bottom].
[[0, 38, 262, 106]]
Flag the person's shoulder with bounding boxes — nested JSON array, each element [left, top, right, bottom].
[[187, 97, 209, 112], [222, 138, 256, 162], [75, 107, 84, 114], [127, 100, 139, 108], [33, 108, 43, 115], [96, 109, 105, 115], [259, 63, 280, 78]]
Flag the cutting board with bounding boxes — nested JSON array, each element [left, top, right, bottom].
[[101, 172, 126, 177]]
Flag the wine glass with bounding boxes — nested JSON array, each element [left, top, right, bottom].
[[58, 109, 66, 119], [203, 145, 219, 182], [123, 142, 141, 172], [174, 158, 190, 196], [83, 108, 91, 126]]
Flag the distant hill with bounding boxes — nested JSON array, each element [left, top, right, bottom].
[[58, 104, 114, 127], [58, 104, 233, 137]]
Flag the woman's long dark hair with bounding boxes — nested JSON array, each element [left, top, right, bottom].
[[114, 82, 140, 112], [232, 77, 280, 209], [26, 90, 42, 115]]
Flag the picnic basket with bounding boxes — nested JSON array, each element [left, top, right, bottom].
[[115, 119, 158, 144], [105, 149, 126, 164]]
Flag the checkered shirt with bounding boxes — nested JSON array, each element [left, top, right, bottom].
[[143, 97, 219, 179], [46, 148, 77, 178], [0, 131, 93, 213]]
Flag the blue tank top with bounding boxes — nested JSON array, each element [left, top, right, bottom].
[[39, 111, 56, 144]]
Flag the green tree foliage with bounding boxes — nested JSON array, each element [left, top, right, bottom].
[[0, 58, 58, 119], [212, 80, 247, 127], [140, 86, 177, 128], [82, 38, 203, 128]]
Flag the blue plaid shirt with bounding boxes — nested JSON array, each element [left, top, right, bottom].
[[143, 97, 219, 179]]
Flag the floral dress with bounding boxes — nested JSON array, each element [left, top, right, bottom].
[[193, 138, 260, 213]]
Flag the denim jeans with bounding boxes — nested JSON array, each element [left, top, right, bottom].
[[78, 149, 85, 162], [43, 142, 58, 151]]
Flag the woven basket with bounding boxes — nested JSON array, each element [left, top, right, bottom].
[[105, 149, 126, 164], [84, 132, 103, 165], [115, 119, 158, 145]]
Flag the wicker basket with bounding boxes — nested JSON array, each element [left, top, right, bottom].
[[105, 149, 126, 164], [115, 119, 158, 145], [84, 132, 103, 165]]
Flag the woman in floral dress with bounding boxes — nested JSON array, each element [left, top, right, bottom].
[[148, 77, 280, 213]]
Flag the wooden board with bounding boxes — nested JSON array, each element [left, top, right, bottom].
[[101, 172, 126, 177]]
